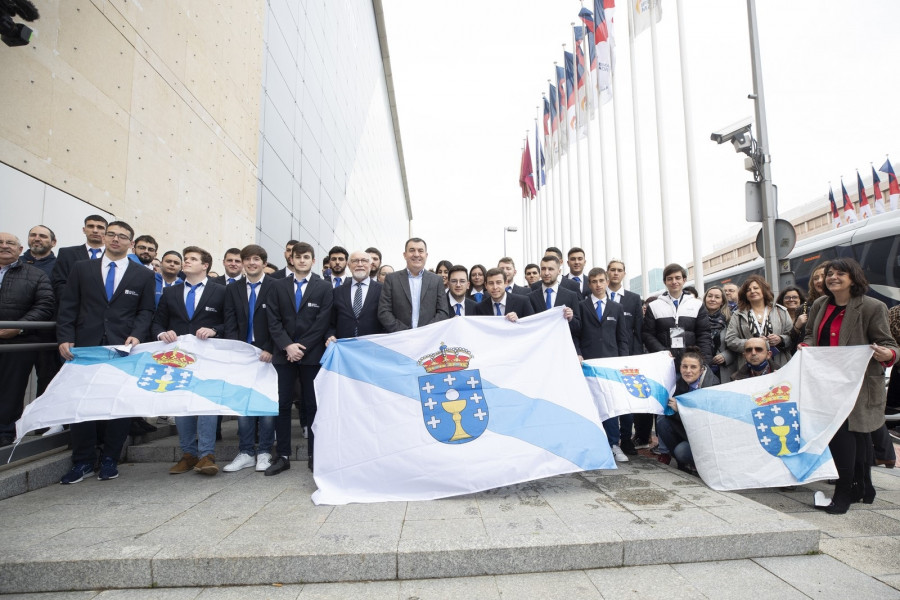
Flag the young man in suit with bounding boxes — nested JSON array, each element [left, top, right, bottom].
[[213, 248, 243, 285], [564, 247, 590, 297], [153, 247, 226, 477], [56, 221, 156, 484], [268, 240, 299, 280], [366, 247, 382, 280], [523, 263, 540, 287], [222, 244, 277, 473], [607, 259, 645, 454], [475, 268, 534, 320], [267, 242, 333, 474], [325, 246, 349, 289], [51, 214, 108, 301], [527, 248, 581, 295], [446, 265, 477, 317], [497, 257, 531, 296], [528, 255, 580, 336], [378, 237, 449, 332], [326, 250, 384, 343], [575, 267, 631, 463]]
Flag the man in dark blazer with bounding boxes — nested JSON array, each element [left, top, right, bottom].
[[446, 265, 477, 317], [475, 268, 534, 320], [326, 250, 384, 341], [527, 256, 581, 335], [378, 238, 449, 331], [324, 245, 350, 289], [266, 242, 333, 475], [222, 244, 277, 473], [212, 248, 243, 286], [607, 259, 645, 454], [153, 246, 227, 477], [268, 240, 300, 280], [563, 247, 591, 297], [56, 221, 156, 484], [51, 214, 108, 300], [497, 257, 532, 296]]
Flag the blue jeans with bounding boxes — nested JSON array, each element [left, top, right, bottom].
[[176, 415, 218, 458], [603, 417, 621, 446], [237, 416, 276, 456], [655, 415, 692, 468]]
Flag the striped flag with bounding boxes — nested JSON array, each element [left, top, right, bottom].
[[880, 158, 900, 211], [520, 140, 536, 199], [556, 65, 568, 150], [594, 0, 613, 103], [841, 179, 858, 224], [856, 170, 873, 219], [564, 51, 577, 141], [871, 165, 886, 214], [549, 83, 560, 157], [582, 351, 677, 421], [828, 186, 841, 229]]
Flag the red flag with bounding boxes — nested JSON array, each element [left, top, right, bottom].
[[519, 140, 536, 199]]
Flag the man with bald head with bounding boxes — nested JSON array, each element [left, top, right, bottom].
[[21, 225, 57, 276], [0, 232, 54, 446], [732, 337, 776, 380], [327, 250, 384, 344]]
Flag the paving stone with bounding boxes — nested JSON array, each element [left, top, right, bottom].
[[790, 507, 900, 538], [673, 559, 808, 599], [738, 490, 817, 512], [404, 495, 481, 520], [586, 564, 707, 599], [819, 535, 900, 576], [296, 581, 399, 599], [755, 554, 900, 600], [194, 585, 303, 599], [400, 575, 500, 599], [94, 590, 202, 599], [494, 570, 602, 599], [878, 574, 900, 592]]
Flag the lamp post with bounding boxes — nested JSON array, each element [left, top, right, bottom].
[[503, 226, 518, 258]]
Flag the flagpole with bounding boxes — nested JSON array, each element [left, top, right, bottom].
[[628, 4, 650, 298], [544, 90, 556, 251], [560, 51, 574, 253], [571, 26, 590, 253], [648, 2, 672, 266], [611, 47, 628, 265], [521, 139, 528, 266], [675, 0, 704, 293], [533, 115, 541, 258], [580, 23, 604, 269], [552, 70, 564, 248]]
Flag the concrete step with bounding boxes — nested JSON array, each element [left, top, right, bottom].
[[0, 457, 821, 594]]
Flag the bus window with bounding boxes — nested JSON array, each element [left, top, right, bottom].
[[854, 236, 900, 305]]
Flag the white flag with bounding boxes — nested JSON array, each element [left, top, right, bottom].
[[582, 351, 677, 421], [631, 0, 662, 39]]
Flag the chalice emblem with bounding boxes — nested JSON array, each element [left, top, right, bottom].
[[417, 342, 489, 444]]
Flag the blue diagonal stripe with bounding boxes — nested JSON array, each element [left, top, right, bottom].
[[582, 363, 673, 414]]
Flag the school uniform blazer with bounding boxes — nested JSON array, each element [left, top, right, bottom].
[[563, 273, 591, 297], [328, 279, 384, 339], [575, 297, 629, 359], [509, 283, 533, 296], [529, 278, 581, 295], [378, 269, 449, 332], [614, 289, 644, 355], [528, 285, 583, 335], [151, 281, 226, 337], [56, 259, 156, 347], [213, 274, 244, 286], [448, 296, 478, 317], [223, 277, 275, 352], [474, 293, 535, 317], [267, 274, 333, 365], [51, 244, 94, 301]]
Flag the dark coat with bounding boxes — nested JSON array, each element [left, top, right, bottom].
[[474, 293, 535, 317], [51, 244, 97, 301], [223, 276, 276, 352], [528, 285, 583, 335], [0, 260, 54, 342], [267, 274, 333, 365], [378, 269, 449, 332], [328, 279, 384, 339], [575, 296, 629, 359], [642, 293, 712, 363], [152, 280, 226, 337], [611, 288, 644, 356]]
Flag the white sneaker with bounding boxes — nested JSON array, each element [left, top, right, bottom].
[[223, 452, 255, 472], [255, 453, 272, 472], [611, 445, 629, 463], [43, 425, 64, 436], [302, 426, 309, 439]]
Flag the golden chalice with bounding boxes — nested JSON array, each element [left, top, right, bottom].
[[441, 389, 471, 442], [770, 416, 791, 456]]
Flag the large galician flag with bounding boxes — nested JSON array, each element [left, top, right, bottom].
[[16, 336, 278, 440], [675, 346, 873, 491], [311, 308, 615, 505], [582, 351, 676, 421]]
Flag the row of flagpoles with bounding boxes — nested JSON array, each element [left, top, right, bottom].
[[827, 158, 900, 228], [517, 0, 678, 296]]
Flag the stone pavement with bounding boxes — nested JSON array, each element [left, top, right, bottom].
[[1, 425, 899, 598]]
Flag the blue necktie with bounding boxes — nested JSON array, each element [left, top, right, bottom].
[[474, 292, 483, 303], [228, 277, 235, 285], [596, 300, 604, 320], [494, 302, 502, 316], [505, 286, 512, 294], [105, 262, 116, 301], [573, 276, 581, 284], [673, 298, 679, 309], [545, 288, 553, 310], [295, 278, 307, 312], [610, 291, 616, 302], [185, 282, 201, 319], [455, 304, 461, 316], [247, 282, 259, 344], [90, 248, 101, 260], [334, 277, 341, 287]]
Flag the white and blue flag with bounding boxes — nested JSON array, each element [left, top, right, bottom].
[[311, 308, 615, 505], [582, 351, 677, 421], [676, 346, 873, 491], [16, 336, 277, 440]]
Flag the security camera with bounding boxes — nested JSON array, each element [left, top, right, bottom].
[[710, 117, 753, 145]]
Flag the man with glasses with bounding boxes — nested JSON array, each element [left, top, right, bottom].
[[51, 215, 108, 301], [446, 265, 476, 317], [327, 251, 384, 343], [732, 337, 776, 380], [56, 221, 156, 484], [129, 235, 158, 268]]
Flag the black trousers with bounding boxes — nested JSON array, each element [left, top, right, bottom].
[[70, 418, 131, 464], [828, 419, 872, 494], [274, 362, 319, 458], [0, 347, 37, 434]]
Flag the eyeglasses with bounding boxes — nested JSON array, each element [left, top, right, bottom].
[[783, 295, 800, 302], [449, 279, 467, 285], [105, 232, 132, 241], [349, 258, 370, 264], [135, 245, 155, 252], [744, 347, 767, 353]]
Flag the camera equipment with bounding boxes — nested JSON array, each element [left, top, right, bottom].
[[1, 0, 39, 48]]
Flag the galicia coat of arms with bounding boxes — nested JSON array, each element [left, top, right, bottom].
[[751, 383, 800, 457], [138, 349, 196, 393], [417, 342, 488, 444], [620, 368, 651, 399]]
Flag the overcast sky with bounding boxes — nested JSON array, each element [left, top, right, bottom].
[[381, 0, 900, 283]]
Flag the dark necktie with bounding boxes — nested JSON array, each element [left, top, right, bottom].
[[455, 303, 461, 316], [90, 248, 101, 260], [494, 302, 502, 316], [334, 277, 342, 287], [353, 282, 363, 318], [105, 262, 116, 301], [185, 282, 202, 319], [545, 288, 553, 310], [295, 278, 307, 312], [247, 282, 259, 344], [228, 277, 236, 285]]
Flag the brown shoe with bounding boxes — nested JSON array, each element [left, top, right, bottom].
[[876, 458, 896, 468], [170, 453, 199, 474], [194, 454, 219, 476]]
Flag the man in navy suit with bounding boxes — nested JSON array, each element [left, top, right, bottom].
[[267, 242, 333, 474], [607, 259, 645, 454], [51, 214, 108, 301], [527, 248, 581, 295], [56, 221, 156, 484], [528, 255, 581, 336], [222, 244, 277, 473], [475, 268, 534, 320], [153, 246, 226, 477], [212, 248, 243, 286], [497, 257, 531, 296], [446, 265, 477, 317], [563, 247, 590, 297], [575, 267, 631, 463], [268, 240, 299, 280], [326, 250, 384, 343], [325, 245, 349, 289]]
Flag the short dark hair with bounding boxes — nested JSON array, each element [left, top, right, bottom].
[[84, 215, 108, 226], [823, 258, 869, 298], [448, 264, 468, 279], [540, 255, 560, 266], [498, 257, 515, 267], [183, 246, 213, 273], [663, 263, 687, 280], [223, 247, 242, 259], [240, 244, 268, 263], [436, 260, 453, 273], [485, 267, 505, 281], [162, 250, 182, 261], [544, 246, 563, 259], [587, 267, 607, 281], [285, 239, 300, 249], [106, 221, 134, 239], [524, 263, 539, 272], [567, 247, 585, 258], [607, 259, 625, 271], [681, 346, 705, 366], [365, 247, 382, 260], [31, 224, 56, 242], [404, 237, 427, 251], [737, 274, 775, 310], [293, 242, 315, 259], [683, 285, 699, 298], [134, 235, 158, 249], [775, 285, 806, 307], [328, 246, 349, 260]]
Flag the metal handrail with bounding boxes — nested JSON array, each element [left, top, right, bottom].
[[0, 321, 58, 353]]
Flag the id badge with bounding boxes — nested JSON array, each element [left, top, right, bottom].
[[670, 326, 685, 349]]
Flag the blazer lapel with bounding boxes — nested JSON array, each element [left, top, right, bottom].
[[400, 272, 412, 304], [839, 296, 863, 346]]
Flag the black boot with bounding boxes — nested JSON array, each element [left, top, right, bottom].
[[860, 464, 876, 504], [819, 478, 853, 514]]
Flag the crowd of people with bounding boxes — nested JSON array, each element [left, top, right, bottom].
[[1, 216, 898, 514]]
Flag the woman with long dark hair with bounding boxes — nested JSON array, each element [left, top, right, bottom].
[[725, 275, 794, 371], [467, 264, 487, 303], [776, 285, 806, 354], [704, 286, 736, 382]]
